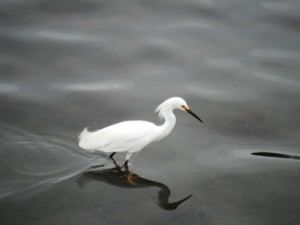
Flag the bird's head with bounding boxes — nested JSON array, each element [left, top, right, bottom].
[[157, 97, 203, 123]]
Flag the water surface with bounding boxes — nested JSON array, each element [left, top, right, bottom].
[[0, 0, 300, 224]]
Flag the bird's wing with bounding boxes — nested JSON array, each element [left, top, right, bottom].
[[78, 121, 157, 152]]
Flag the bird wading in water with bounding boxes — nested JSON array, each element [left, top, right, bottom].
[[78, 97, 203, 166]]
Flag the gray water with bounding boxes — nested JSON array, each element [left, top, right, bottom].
[[1, 0, 300, 224]]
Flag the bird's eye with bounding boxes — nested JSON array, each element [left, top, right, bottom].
[[181, 105, 189, 110]]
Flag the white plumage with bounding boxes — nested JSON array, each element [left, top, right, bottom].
[[78, 97, 203, 165]]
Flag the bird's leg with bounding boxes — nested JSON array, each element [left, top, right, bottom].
[[108, 153, 123, 171], [121, 161, 136, 185], [124, 152, 133, 168], [123, 151, 139, 168], [109, 152, 117, 159], [123, 160, 129, 169], [126, 172, 136, 185], [121, 152, 139, 185]]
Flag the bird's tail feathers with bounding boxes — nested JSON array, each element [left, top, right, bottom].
[[78, 127, 91, 141]]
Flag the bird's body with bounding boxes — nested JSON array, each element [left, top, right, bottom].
[[79, 121, 160, 154], [78, 97, 202, 165]]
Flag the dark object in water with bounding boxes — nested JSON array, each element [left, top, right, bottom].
[[252, 152, 300, 160]]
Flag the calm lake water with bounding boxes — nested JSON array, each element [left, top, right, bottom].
[[1, 0, 300, 224]]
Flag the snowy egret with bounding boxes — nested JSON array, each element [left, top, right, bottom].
[[78, 97, 203, 166]]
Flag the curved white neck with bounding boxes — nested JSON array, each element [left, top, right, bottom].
[[156, 109, 176, 141]]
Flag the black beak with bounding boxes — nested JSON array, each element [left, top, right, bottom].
[[186, 109, 203, 123]]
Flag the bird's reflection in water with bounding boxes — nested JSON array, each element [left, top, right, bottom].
[[77, 161, 192, 210]]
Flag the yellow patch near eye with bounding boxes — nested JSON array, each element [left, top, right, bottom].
[[182, 105, 189, 110]]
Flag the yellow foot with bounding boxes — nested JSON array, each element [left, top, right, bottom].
[[126, 173, 136, 185]]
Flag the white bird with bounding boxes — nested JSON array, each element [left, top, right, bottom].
[[78, 97, 203, 166]]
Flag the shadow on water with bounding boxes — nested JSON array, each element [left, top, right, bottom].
[[252, 152, 300, 160], [77, 161, 192, 211]]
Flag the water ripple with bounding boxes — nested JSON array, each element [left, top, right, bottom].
[[250, 49, 300, 60], [0, 28, 100, 43], [205, 58, 241, 68], [0, 123, 108, 200], [163, 21, 214, 30], [56, 81, 132, 92], [262, 1, 300, 12], [196, 147, 300, 171], [247, 71, 300, 87], [36, 30, 99, 42], [0, 83, 19, 93], [185, 84, 252, 101]]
